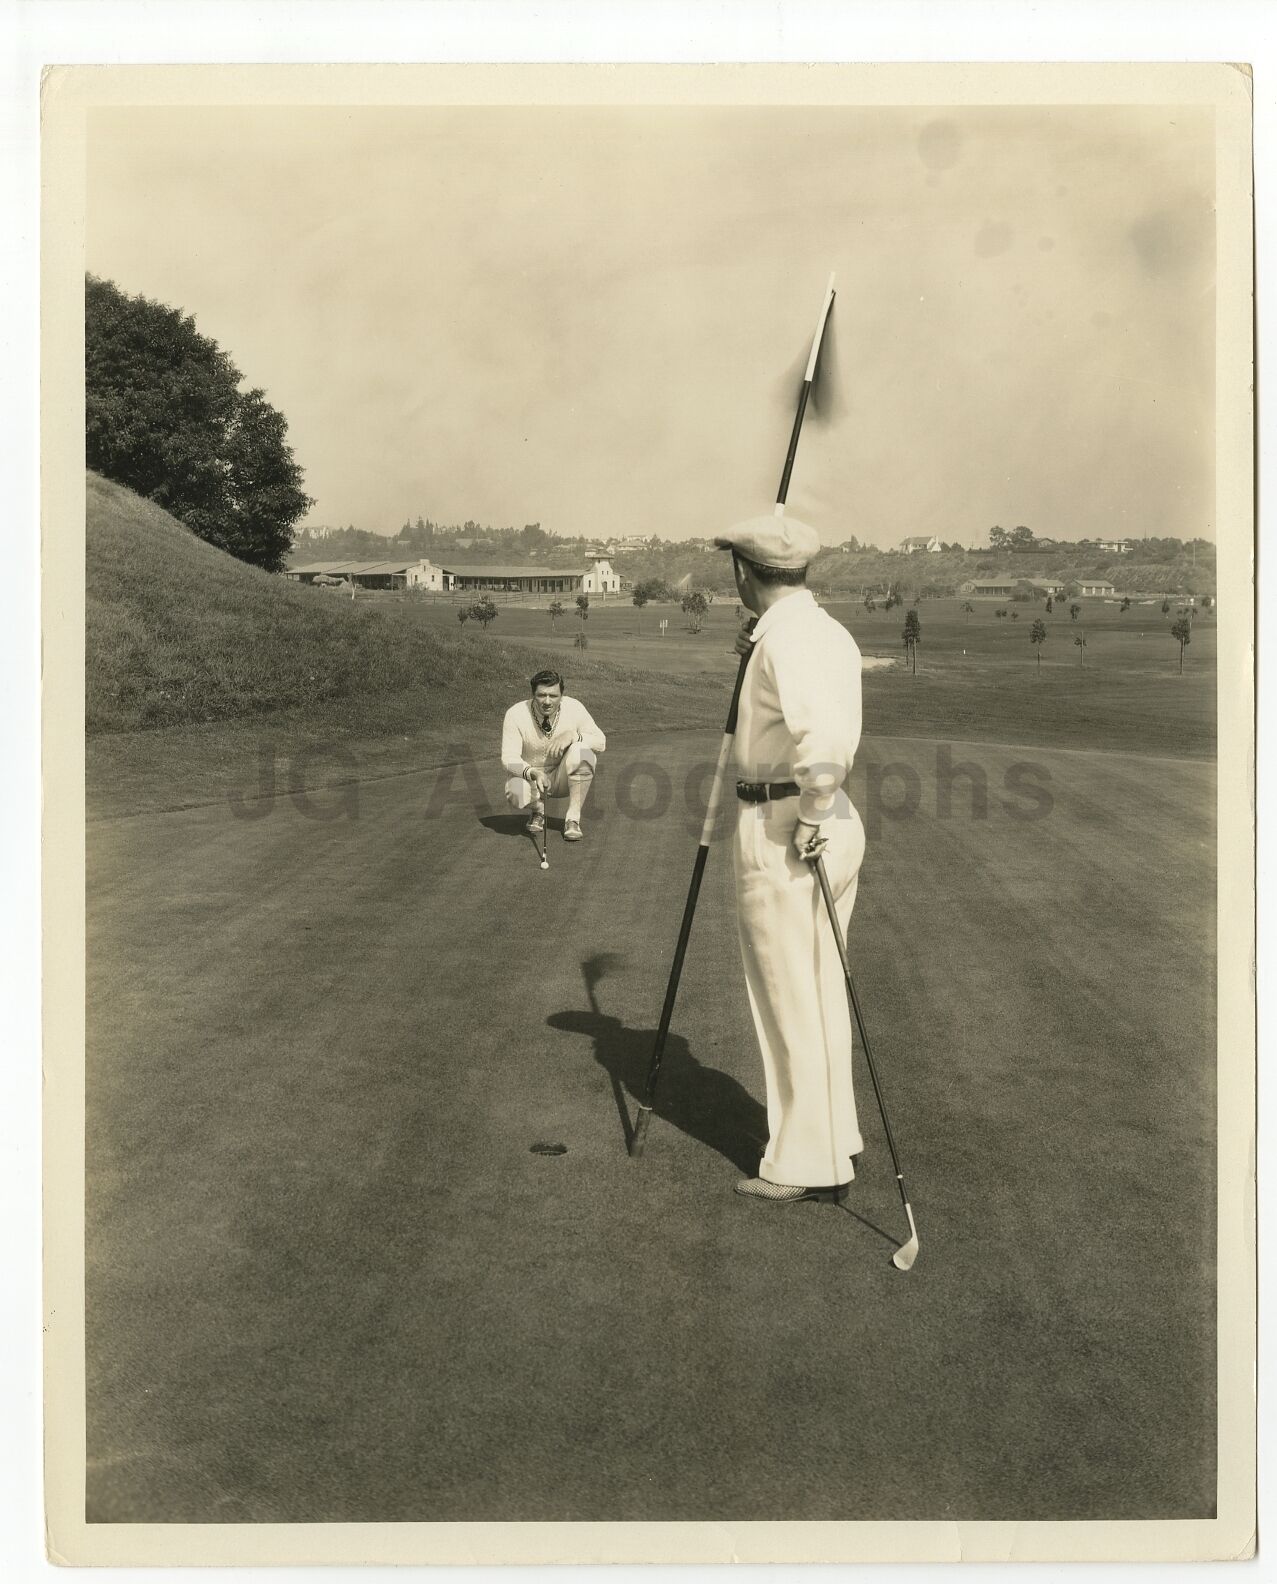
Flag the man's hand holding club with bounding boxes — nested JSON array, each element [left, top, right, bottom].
[[794, 821, 827, 862]]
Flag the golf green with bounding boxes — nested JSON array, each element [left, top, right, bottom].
[[86, 729, 1215, 1522]]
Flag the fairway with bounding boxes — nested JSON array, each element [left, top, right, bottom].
[[86, 729, 1216, 1522]]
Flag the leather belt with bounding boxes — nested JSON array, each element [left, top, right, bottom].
[[735, 780, 802, 804]]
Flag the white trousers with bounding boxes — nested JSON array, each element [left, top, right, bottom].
[[733, 790, 867, 1188], [505, 743, 597, 812]]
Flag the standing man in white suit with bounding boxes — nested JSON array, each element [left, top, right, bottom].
[[715, 515, 868, 1203]]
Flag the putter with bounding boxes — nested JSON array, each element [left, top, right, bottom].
[[811, 852, 920, 1272], [539, 820, 549, 871]]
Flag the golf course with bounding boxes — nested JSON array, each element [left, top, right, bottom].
[[85, 475, 1217, 1522]]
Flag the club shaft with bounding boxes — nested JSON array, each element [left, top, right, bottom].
[[813, 856, 912, 1218]]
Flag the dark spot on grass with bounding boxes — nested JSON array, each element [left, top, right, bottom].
[[531, 1142, 567, 1156]]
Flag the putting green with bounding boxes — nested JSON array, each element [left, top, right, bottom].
[[86, 729, 1215, 1521]]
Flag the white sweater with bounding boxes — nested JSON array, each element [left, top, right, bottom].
[[501, 695, 607, 778], [734, 589, 862, 824]]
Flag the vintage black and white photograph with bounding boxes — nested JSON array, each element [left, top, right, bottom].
[[41, 61, 1254, 1566]]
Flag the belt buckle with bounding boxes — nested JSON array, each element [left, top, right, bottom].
[[737, 780, 766, 804]]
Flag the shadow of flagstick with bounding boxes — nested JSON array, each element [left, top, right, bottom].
[[583, 953, 635, 1150], [548, 953, 767, 1171]]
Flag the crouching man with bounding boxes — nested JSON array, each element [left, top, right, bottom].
[[502, 668, 606, 842]]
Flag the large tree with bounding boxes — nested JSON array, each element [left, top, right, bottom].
[[85, 275, 311, 571]]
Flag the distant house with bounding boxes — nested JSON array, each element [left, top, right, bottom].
[[900, 534, 943, 554], [441, 562, 585, 595], [1078, 579, 1117, 596], [433, 557, 620, 596], [969, 576, 1016, 596], [581, 557, 621, 594], [1025, 577, 1065, 596], [407, 560, 445, 591], [1096, 540, 1132, 554], [286, 558, 442, 591]]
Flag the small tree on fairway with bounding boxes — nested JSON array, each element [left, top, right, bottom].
[[1161, 598, 1171, 615], [470, 595, 498, 632], [1171, 616, 1192, 673], [574, 631, 589, 651], [1010, 610, 1019, 620], [902, 608, 921, 674], [575, 593, 590, 624], [1070, 603, 1081, 622], [962, 601, 974, 623], [1074, 632, 1087, 666], [548, 599, 564, 628], [1045, 595, 1054, 613], [1120, 596, 1131, 612], [631, 585, 649, 630], [1030, 618, 1047, 668], [681, 591, 709, 633], [457, 607, 470, 629]]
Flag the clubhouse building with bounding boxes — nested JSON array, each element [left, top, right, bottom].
[[286, 556, 620, 596]]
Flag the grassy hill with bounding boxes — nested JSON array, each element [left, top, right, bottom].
[[86, 472, 727, 738]]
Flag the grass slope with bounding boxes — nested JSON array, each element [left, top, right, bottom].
[[86, 471, 728, 737]]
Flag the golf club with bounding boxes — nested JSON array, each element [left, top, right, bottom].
[[539, 819, 549, 871], [630, 273, 836, 1159], [812, 853, 920, 1271]]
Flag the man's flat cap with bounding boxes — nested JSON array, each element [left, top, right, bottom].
[[714, 513, 820, 570]]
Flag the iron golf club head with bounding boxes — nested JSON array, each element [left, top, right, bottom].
[[891, 1203, 920, 1272]]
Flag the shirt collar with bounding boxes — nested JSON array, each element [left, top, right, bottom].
[[749, 588, 817, 644]]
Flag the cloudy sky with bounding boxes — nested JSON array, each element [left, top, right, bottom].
[[86, 103, 1215, 547]]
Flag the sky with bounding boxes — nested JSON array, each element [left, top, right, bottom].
[[86, 103, 1216, 548]]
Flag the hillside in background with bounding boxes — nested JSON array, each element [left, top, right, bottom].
[[86, 472, 726, 736], [291, 525, 1216, 602]]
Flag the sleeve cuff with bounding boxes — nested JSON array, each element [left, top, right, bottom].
[[798, 791, 838, 823]]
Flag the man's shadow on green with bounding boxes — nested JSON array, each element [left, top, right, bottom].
[[547, 953, 766, 1172]]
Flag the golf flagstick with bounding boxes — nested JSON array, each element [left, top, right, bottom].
[[629, 273, 836, 1160], [812, 854, 920, 1272], [775, 273, 836, 515]]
